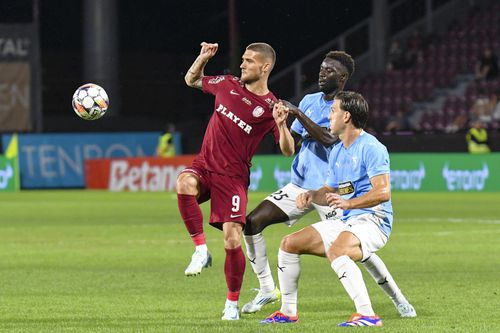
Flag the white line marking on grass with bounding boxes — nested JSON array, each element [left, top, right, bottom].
[[399, 218, 500, 225], [447, 218, 500, 225]]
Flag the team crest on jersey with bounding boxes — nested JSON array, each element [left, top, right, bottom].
[[208, 76, 225, 84], [252, 106, 265, 117], [242, 97, 252, 105], [338, 181, 355, 195]]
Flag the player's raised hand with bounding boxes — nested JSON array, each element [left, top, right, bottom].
[[325, 193, 350, 210], [273, 102, 289, 126], [199, 42, 219, 61], [296, 191, 313, 209]]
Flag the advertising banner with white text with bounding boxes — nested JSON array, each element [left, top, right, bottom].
[[1, 132, 160, 188], [85, 156, 196, 191], [248, 153, 500, 192], [83, 153, 500, 192], [389, 153, 500, 191], [0, 24, 42, 131]]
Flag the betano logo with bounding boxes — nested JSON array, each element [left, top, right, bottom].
[[109, 160, 185, 191], [391, 163, 426, 191], [442, 163, 489, 191]]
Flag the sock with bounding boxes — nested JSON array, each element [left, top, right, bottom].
[[277, 249, 300, 317], [361, 253, 409, 306], [244, 233, 275, 293], [225, 299, 238, 307], [195, 244, 208, 253], [177, 194, 205, 246], [331, 255, 375, 316], [225, 246, 246, 301]]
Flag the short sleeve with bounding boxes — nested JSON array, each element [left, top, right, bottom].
[[202, 75, 228, 95], [364, 143, 390, 178], [290, 98, 307, 136], [325, 149, 338, 188], [290, 119, 304, 136]]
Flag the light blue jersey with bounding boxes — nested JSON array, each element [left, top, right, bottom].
[[326, 131, 393, 237], [290, 92, 333, 190]]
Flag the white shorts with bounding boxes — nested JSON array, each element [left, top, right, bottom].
[[312, 214, 388, 261], [265, 183, 341, 226]]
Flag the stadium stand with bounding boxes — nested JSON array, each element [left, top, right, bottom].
[[354, 2, 500, 133]]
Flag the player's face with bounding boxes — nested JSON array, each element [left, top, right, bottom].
[[318, 59, 345, 94], [240, 50, 267, 84], [329, 99, 348, 135]]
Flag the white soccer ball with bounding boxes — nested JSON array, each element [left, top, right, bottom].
[[72, 83, 109, 120]]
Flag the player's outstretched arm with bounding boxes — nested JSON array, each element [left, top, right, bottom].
[[185, 42, 219, 89], [273, 102, 295, 157], [281, 100, 338, 147]]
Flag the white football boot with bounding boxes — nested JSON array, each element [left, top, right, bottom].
[[397, 303, 417, 318], [221, 301, 240, 320], [241, 287, 281, 314], [184, 250, 212, 276]]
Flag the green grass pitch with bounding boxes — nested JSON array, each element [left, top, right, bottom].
[[0, 191, 499, 332]]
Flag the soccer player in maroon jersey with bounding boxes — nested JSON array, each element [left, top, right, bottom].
[[177, 41, 294, 320]]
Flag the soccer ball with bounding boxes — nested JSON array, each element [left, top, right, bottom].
[[72, 83, 109, 120]]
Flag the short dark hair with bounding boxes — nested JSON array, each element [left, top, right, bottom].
[[246, 42, 276, 69], [335, 91, 368, 129], [325, 51, 355, 78]]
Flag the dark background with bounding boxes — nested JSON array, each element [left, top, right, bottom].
[[40, 1, 370, 68], [0, 0, 371, 70]]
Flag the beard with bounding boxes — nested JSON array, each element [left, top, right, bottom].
[[241, 67, 265, 84], [319, 79, 340, 94], [241, 73, 260, 84]]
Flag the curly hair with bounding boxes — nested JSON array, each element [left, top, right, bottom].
[[325, 51, 355, 78]]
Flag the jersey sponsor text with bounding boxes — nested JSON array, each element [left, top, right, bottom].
[[215, 103, 253, 134], [338, 181, 355, 195]]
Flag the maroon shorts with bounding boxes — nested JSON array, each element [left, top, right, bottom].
[[181, 165, 248, 230]]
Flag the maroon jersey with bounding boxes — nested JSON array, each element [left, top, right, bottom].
[[193, 75, 279, 181]]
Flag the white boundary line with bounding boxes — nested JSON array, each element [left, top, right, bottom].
[[398, 218, 500, 224]]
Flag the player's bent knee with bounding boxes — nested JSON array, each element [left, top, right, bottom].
[[176, 173, 198, 195], [244, 215, 255, 235], [224, 235, 241, 249], [280, 234, 299, 254], [327, 246, 355, 262], [244, 214, 264, 235]]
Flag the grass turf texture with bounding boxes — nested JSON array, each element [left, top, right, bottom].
[[0, 191, 499, 332]]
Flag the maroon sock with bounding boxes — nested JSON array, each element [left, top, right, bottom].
[[177, 194, 205, 246], [224, 246, 246, 301]]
